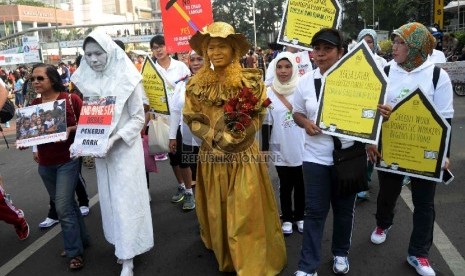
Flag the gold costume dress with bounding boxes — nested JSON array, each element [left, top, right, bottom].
[[183, 69, 287, 275]]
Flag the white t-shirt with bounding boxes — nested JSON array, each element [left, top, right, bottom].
[[293, 69, 354, 166], [263, 88, 304, 166], [428, 49, 447, 64], [385, 61, 454, 119], [155, 57, 191, 112]]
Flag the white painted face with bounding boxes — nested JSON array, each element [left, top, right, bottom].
[[84, 41, 108, 72]]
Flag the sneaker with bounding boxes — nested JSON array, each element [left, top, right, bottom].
[[357, 190, 369, 199], [79, 206, 90, 216], [294, 271, 317, 276], [333, 256, 349, 274], [403, 176, 411, 186], [39, 217, 59, 228], [171, 187, 186, 203], [15, 219, 30, 240], [371, 226, 391, 244], [296, 220, 304, 233], [182, 193, 196, 210], [155, 153, 168, 161], [407, 256, 436, 276], [282, 221, 293, 235]]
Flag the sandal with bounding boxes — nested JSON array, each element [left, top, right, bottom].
[[69, 256, 84, 270]]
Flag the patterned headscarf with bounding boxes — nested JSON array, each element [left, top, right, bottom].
[[357, 29, 378, 53], [392, 22, 435, 71]]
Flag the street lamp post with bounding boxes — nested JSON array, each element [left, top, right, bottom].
[[253, 0, 257, 49], [372, 0, 375, 30]]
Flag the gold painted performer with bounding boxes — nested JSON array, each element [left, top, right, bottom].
[[183, 22, 287, 275]]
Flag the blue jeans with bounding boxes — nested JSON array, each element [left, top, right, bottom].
[[376, 171, 436, 257], [297, 162, 357, 274], [39, 158, 89, 257]]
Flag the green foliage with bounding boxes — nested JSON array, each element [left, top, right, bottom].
[[212, 0, 283, 46], [0, 0, 46, 6], [379, 39, 392, 55]]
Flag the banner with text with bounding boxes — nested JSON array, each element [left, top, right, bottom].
[[316, 40, 387, 144], [15, 100, 67, 148], [278, 0, 342, 51], [72, 96, 115, 157], [375, 88, 450, 182], [160, 0, 213, 53]]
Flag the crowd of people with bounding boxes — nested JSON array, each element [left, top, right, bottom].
[[0, 20, 455, 276]]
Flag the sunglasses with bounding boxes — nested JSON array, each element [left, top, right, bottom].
[[31, 76, 48, 82]]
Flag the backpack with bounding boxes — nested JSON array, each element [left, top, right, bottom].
[[383, 65, 441, 89], [0, 98, 15, 123]]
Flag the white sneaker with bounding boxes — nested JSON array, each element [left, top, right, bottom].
[[282, 221, 293, 235], [79, 206, 90, 216], [296, 220, 304, 233], [294, 271, 317, 276], [370, 226, 391, 244], [39, 217, 59, 228], [333, 256, 349, 274], [407, 256, 436, 276]]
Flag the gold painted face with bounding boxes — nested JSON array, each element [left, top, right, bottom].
[[207, 37, 234, 69]]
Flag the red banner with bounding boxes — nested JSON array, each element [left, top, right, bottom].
[[160, 0, 213, 53]]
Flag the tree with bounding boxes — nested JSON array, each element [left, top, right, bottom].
[[212, 0, 283, 47]]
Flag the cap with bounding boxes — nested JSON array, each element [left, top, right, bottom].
[[311, 31, 341, 46]]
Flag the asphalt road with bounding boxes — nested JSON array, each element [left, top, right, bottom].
[[0, 94, 464, 276]]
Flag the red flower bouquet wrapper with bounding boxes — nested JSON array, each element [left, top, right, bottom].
[[223, 87, 272, 135]]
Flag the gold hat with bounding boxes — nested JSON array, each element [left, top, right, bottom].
[[189, 22, 250, 58]]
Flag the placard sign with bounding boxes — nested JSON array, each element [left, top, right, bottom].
[[316, 40, 387, 144], [375, 88, 451, 181], [278, 0, 342, 51], [141, 57, 170, 115]]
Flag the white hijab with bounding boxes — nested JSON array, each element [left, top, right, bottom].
[[71, 29, 142, 133], [271, 52, 299, 96]]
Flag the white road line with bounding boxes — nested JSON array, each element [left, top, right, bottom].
[[0, 194, 99, 276], [401, 188, 465, 276]]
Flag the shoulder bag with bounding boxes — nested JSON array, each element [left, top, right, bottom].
[[332, 136, 368, 196]]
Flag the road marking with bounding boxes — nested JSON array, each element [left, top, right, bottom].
[[401, 188, 465, 276], [0, 194, 99, 276]]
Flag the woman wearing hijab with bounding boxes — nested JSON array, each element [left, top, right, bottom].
[[183, 22, 286, 275], [368, 23, 454, 276], [262, 52, 304, 235], [71, 30, 153, 276], [356, 29, 388, 199]]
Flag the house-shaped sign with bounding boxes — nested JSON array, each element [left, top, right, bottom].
[[141, 57, 170, 115], [315, 40, 387, 144], [278, 0, 342, 51], [375, 88, 451, 182]]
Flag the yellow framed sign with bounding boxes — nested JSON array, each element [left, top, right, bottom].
[[375, 88, 451, 182], [316, 40, 387, 144], [141, 57, 170, 115], [277, 0, 342, 51]]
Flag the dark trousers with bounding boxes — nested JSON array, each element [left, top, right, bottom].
[[376, 171, 436, 257], [275, 165, 305, 222], [298, 162, 356, 273], [48, 157, 89, 219]]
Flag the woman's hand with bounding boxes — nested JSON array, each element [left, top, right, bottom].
[[33, 152, 39, 163], [366, 144, 381, 163], [443, 157, 450, 170], [169, 139, 177, 153], [378, 104, 393, 120], [304, 120, 321, 136]]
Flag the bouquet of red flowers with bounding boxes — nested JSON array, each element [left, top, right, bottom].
[[223, 87, 272, 135]]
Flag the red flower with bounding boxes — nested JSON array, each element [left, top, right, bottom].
[[224, 104, 234, 113], [261, 98, 272, 108]]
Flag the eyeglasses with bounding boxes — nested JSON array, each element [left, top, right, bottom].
[[31, 76, 48, 82], [151, 45, 165, 51]]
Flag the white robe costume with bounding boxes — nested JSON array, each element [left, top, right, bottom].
[[71, 30, 154, 259]]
